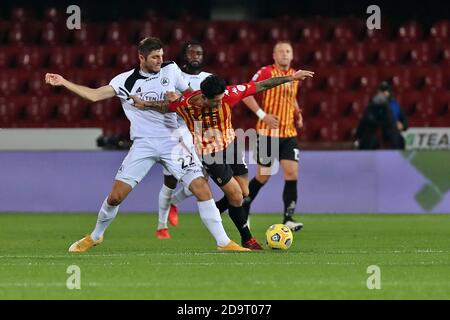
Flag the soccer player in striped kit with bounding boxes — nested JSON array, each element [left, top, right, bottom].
[[131, 69, 314, 249], [242, 41, 307, 232]]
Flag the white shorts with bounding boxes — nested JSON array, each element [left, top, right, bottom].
[[162, 126, 200, 176], [115, 135, 204, 189]]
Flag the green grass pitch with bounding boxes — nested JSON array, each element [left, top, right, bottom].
[[0, 213, 449, 299]]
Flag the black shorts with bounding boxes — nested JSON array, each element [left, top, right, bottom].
[[202, 139, 248, 187], [256, 135, 300, 167]]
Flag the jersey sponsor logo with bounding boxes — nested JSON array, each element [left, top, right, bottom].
[[142, 91, 165, 101], [161, 77, 170, 86]]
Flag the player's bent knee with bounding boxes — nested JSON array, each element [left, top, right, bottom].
[[227, 190, 243, 207], [284, 171, 298, 181], [256, 174, 270, 184], [189, 177, 212, 201], [107, 193, 123, 206]]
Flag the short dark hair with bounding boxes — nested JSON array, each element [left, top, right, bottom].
[[200, 75, 226, 99], [138, 37, 163, 57], [180, 40, 203, 59], [378, 81, 392, 93]]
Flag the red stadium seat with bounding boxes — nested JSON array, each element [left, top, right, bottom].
[[332, 23, 356, 45], [434, 92, 450, 116], [56, 96, 88, 123], [317, 120, 348, 142], [16, 47, 46, 69], [396, 92, 433, 119], [311, 67, 347, 93], [437, 44, 450, 67], [378, 67, 412, 93], [430, 20, 450, 43], [430, 117, 450, 127], [0, 47, 19, 68], [48, 46, 77, 70], [202, 23, 227, 47], [0, 71, 26, 96], [398, 21, 423, 42], [364, 28, 389, 44], [10, 7, 34, 22], [79, 46, 111, 68], [7, 23, 28, 45], [309, 43, 340, 67], [266, 25, 291, 43], [44, 7, 64, 23], [336, 92, 370, 117], [0, 97, 23, 125], [27, 71, 54, 96], [233, 24, 260, 45], [137, 22, 161, 42], [376, 42, 400, 66], [411, 67, 444, 91], [212, 47, 242, 68], [400, 42, 436, 66], [343, 43, 369, 67], [346, 67, 378, 93], [302, 91, 338, 119], [39, 22, 63, 45], [115, 46, 138, 69], [167, 22, 193, 46], [246, 44, 273, 68], [407, 117, 431, 127], [301, 24, 327, 44], [24, 96, 56, 123], [89, 99, 121, 121], [71, 23, 98, 46], [103, 22, 129, 45]]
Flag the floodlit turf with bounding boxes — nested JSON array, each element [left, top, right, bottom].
[[0, 213, 449, 299]]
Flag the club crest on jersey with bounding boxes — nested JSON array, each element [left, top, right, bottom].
[[161, 77, 170, 86]]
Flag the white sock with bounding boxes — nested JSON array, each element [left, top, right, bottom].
[[91, 197, 119, 241], [158, 184, 174, 230], [171, 186, 193, 206], [197, 199, 231, 247]]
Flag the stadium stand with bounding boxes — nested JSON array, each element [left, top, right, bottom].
[[0, 5, 449, 148]]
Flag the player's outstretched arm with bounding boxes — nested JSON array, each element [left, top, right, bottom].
[[130, 92, 179, 113], [254, 69, 314, 94], [45, 73, 116, 102]]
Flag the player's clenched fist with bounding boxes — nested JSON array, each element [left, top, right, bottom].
[[290, 70, 314, 81], [45, 73, 65, 86]]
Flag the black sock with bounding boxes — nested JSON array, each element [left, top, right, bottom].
[[283, 180, 298, 223], [215, 196, 229, 214], [228, 205, 252, 243], [248, 178, 265, 202]]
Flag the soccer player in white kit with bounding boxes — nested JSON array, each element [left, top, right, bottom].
[[156, 40, 212, 239], [45, 37, 249, 252]]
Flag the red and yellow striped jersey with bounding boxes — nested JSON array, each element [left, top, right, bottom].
[[169, 82, 257, 155], [251, 64, 299, 137]]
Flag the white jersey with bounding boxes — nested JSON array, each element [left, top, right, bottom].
[[109, 62, 189, 139], [176, 71, 212, 128]]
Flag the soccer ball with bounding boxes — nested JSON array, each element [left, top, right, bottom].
[[265, 224, 293, 250]]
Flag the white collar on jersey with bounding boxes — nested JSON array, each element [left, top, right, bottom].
[[139, 69, 158, 77]]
